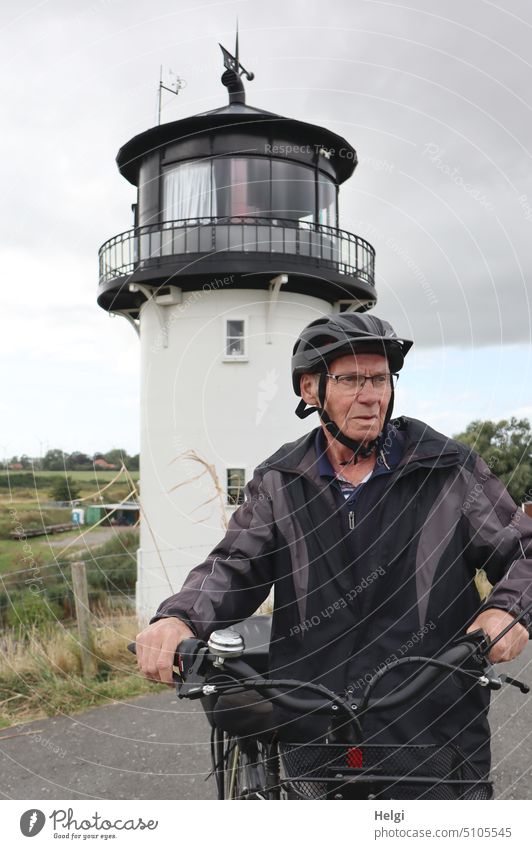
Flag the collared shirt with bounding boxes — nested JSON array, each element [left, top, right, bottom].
[[314, 422, 405, 505]]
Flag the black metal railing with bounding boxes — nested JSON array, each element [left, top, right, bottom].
[[98, 217, 375, 286]]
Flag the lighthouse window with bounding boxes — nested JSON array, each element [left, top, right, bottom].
[[271, 161, 315, 223], [225, 319, 246, 357], [214, 158, 270, 217], [163, 160, 215, 220], [318, 175, 337, 227], [227, 468, 246, 506]]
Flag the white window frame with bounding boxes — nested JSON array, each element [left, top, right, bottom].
[[223, 316, 248, 362], [226, 466, 247, 508]]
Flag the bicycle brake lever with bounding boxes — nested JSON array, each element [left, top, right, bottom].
[[499, 674, 530, 694], [175, 640, 209, 698]]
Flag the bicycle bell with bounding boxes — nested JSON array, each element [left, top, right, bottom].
[[208, 628, 245, 659]]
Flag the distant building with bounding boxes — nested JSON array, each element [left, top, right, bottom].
[[85, 503, 139, 526], [94, 458, 117, 470]]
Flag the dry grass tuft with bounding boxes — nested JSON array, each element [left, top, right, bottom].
[[0, 614, 152, 727]]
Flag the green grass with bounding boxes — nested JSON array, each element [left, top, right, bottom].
[[0, 522, 96, 575], [0, 467, 140, 577], [1, 469, 139, 486], [0, 488, 144, 726], [0, 531, 139, 629]]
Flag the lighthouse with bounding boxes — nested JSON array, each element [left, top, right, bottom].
[[97, 41, 377, 622]]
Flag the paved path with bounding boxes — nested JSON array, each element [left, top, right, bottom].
[[0, 645, 530, 800], [47, 525, 133, 550], [0, 692, 214, 800]]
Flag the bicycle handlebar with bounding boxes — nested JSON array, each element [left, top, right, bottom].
[[128, 625, 528, 732], [215, 634, 490, 719], [356, 637, 485, 714]]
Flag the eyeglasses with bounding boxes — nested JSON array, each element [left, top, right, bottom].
[[326, 372, 398, 394]]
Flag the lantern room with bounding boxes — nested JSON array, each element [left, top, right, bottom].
[[97, 44, 377, 315]]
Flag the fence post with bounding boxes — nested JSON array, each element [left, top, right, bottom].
[[71, 561, 97, 677]]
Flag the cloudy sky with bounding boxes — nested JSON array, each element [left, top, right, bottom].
[[2, 0, 531, 458]]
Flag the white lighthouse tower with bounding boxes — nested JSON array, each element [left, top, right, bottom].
[[97, 42, 377, 622]]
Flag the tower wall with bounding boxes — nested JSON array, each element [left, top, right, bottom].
[[136, 287, 332, 621]]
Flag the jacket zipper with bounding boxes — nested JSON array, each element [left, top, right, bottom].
[[348, 510, 355, 530]]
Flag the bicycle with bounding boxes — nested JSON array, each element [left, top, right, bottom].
[[130, 613, 529, 800]]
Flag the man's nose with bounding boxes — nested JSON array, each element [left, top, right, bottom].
[[356, 378, 382, 400]]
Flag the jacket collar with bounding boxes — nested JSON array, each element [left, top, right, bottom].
[[395, 417, 466, 469], [263, 416, 466, 480]]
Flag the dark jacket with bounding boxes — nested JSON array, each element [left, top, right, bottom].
[[153, 417, 532, 774]]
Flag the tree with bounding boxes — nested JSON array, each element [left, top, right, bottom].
[[42, 448, 66, 471], [67, 451, 92, 470], [128, 454, 140, 471], [453, 418, 532, 505], [19, 454, 33, 469], [103, 448, 130, 469], [50, 476, 81, 502]]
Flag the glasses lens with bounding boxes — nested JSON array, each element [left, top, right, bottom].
[[331, 373, 395, 393]]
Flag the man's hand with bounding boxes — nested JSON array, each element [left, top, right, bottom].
[[136, 617, 195, 685], [467, 608, 529, 663]]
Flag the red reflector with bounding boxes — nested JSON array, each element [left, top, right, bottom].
[[346, 747, 363, 768]]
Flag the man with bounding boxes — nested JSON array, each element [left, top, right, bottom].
[[137, 313, 531, 782]]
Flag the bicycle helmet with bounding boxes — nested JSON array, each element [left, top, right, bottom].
[[291, 314, 413, 462]]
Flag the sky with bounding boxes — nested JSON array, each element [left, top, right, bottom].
[[2, 0, 531, 458]]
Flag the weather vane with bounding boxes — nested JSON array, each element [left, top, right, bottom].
[[157, 67, 186, 125], [219, 20, 254, 103]]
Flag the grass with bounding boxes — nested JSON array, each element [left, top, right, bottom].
[[0, 466, 141, 581], [0, 614, 154, 728], [0, 470, 139, 529], [1, 469, 139, 485], [0, 472, 151, 727], [0, 526, 146, 727], [0, 530, 139, 630]]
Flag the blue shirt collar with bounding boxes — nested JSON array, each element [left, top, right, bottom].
[[315, 422, 404, 480]]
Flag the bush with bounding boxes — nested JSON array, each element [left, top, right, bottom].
[[50, 476, 81, 502], [85, 530, 138, 597], [5, 591, 63, 629]]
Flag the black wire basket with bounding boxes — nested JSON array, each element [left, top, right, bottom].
[[278, 742, 492, 800]]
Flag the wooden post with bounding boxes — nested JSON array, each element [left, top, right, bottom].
[[71, 561, 97, 677]]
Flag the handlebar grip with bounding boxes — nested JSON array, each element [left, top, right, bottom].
[[366, 641, 478, 712], [127, 640, 198, 667]]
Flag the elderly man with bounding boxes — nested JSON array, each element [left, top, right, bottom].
[[136, 313, 531, 788]]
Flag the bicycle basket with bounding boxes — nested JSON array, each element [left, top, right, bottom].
[[278, 742, 492, 800]]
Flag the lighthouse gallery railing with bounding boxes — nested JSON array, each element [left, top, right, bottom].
[[98, 217, 375, 287]]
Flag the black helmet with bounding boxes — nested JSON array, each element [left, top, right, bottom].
[[292, 313, 413, 395], [292, 313, 413, 463]]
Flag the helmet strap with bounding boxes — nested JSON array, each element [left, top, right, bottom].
[[295, 398, 319, 419], [299, 372, 395, 465]]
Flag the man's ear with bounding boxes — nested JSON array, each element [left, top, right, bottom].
[[300, 373, 320, 407]]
